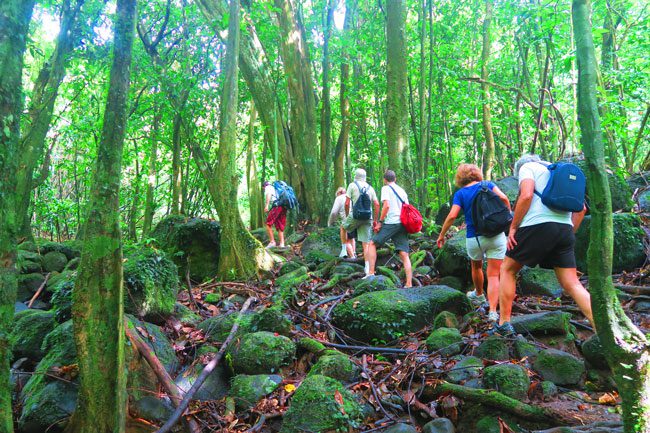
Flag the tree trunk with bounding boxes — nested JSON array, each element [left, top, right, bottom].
[[0, 2, 35, 431], [572, 2, 650, 432], [480, 0, 495, 180], [127, 140, 140, 241], [320, 0, 335, 215], [385, 0, 412, 190], [246, 104, 264, 229], [15, 0, 85, 241], [142, 103, 160, 238], [417, 0, 428, 208], [170, 110, 183, 215], [65, 0, 136, 431], [333, 0, 353, 193]]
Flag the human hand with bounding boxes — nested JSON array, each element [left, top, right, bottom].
[[373, 221, 381, 233], [507, 228, 518, 250], [264, 206, 269, 213], [436, 236, 445, 249]]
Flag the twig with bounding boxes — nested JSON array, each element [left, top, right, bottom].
[[399, 389, 436, 419], [28, 272, 50, 308], [321, 341, 413, 355], [246, 411, 283, 433], [185, 267, 199, 310], [361, 354, 395, 421], [155, 297, 257, 433]]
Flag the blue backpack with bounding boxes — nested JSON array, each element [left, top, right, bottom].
[[534, 162, 586, 212], [273, 181, 298, 210]]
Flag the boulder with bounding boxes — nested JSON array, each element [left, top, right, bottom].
[[19, 380, 77, 433], [38, 240, 81, 261], [511, 311, 571, 336], [483, 364, 530, 399], [494, 176, 520, 204], [383, 424, 418, 433], [513, 335, 541, 359], [50, 273, 75, 323], [304, 250, 336, 266], [250, 227, 269, 244], [151, 215, 221, 282], [580, 334, 609, 370], [198, 312, 254, 343], [250, 306, 292, 335], [17, 259, 41, 274], [301, 227, 342, 257], [17, 273, 45, 302], [568, 157, 633, 211], [445, 356, 482, 384], [433, 311, 459, 330], [423, 417, 456, 433], [434, 230, 470, 283], [230, 374, 282, 410], [332, 286, 471, 344], [173, 303, 202, 326], [280, 375, 363, 433], [626, 171, 650, 191], [123, 246, 179, 322], [519, 267, 563, 298], [17, 241, 38, 252], [275, 266, 310, 288], [10, 309, 56, 361], [377, 266, 402, 285], [308, 353, 359, 383], [474, 335, 510, 361], [174, 364, 229, 401], [438, 276, 464, 291], [574, 213, 645, 274], [278, 260, 307, 276], [332, 262, 365, 278], [228, 331, 296, 375], [131, 396, 174, 425], [638, 189, 650, 213], [426, 327, 463, 356], [350, 274, 396, 296], [533, 349, 585, 385], [42, 251, 68, 273]]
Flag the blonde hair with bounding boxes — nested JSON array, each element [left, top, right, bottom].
[[335, 187, 346, 196], [454, 164, 483, 187]]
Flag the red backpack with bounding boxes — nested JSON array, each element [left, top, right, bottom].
[[388, 185, 423, 234]]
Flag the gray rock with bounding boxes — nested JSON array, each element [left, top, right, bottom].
[[434, 230, 470, 283], [513, 335, 540, 359], [301, 227, 343, 257], [131, 396, 174, 424], [175, 364, 230, 401], [445, 356, 482, 384], [483, 363, 530, 399], [18, 381, 76, 433], [475, 335, 509, 360], [350, 274, 396, 296], [580, 334, 609, 370], [423, 417, 456, 433], [511, 311, 571, 336], [17, 273, 45, 302], [494, 176, 520, 204], [42, 251, 68, 273], [383, 424, 417, 433], [534, 349, 585, 385], [519, 267, 563, 297], [433, 311, 459, 330], [230, 374, 282, 410]]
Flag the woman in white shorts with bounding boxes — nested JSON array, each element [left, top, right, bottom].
[[436, 164, 511, 323]]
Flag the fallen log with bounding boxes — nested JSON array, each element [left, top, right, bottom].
[[615, 284, 650, 296]]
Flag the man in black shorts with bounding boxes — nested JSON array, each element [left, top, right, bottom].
[[495, 154, 593, 335]]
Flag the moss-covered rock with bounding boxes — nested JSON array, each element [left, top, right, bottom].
[[131, 396, 174, 425], [280, 375, 363, 433], [17, 259, 41, 274], [383, 424, 418, 433], [174, 364, 229, 401], [123, 247, 179, 322], [173, 303, 202, 326], [331, 262, 365, 278], [279, 260, 307, 276], [350, 275, 396, 296], [574, 213, 645, 274], [301, 227, 343, 257], [518, 267, 563, 298], [580, 334, 609, 370], [19, 380, 77, 433], [275, 265, 310, 288], [16, 273, 45, 302], [483, 364, 530, 399], [38, 240, 81, 261], [446, 356, 482, 384], [438, 276, 464, 291], [50, 273, 76, 323], [511, 311, 571, 336], [332, 286, 471, 344], [475, 335, 510, 360], [494, 176, 520, 205], [308, 353, 359, 383], [426, 327, 463, 356], [533, 349, 585, 385], [63, 257, 80, 271], [10, 309, 56, 361], [229, 331, 296, 375], [423, 417, 456, 433], [151, 215, 221, 282], [250, 306, 292, 335], [434, 230, 470, 283], [198, 312, 254, 343], [42, 251, 68, 273], [433, 311, 459, 330], [304, 250, 336, 266], [17, 241, 38, 252], [230, 374, 282, 410], [513, 336, 540, 359], [475, 416, 501, 433], [377, 266, 401, 285]]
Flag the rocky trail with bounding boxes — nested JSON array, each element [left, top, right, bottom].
[[9, 179, 650, 432]]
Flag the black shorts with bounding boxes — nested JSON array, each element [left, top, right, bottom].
[[506, 222, 576, 269], [347, 229, 357, 240], [372, 223, 410, 253]]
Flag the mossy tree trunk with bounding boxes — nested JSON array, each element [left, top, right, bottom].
[[246, 104, 264, 229], [0, 2, 35, 431], [65, 0, 136, 432], [573, 1, 650, 432], [142, 101, 161, 238], [333, 0, 353, 193], [480, 0, 495, 179]]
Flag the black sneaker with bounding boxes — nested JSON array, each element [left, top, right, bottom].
[[488, 322, 517, 337]]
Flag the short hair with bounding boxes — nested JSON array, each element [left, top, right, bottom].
[[335, 187, 346, 196], [384, 170, 396, 182], [262, 180, 270, 188], [454, 164, 483, 187], [354, 168, 367, 182], [514, 154, 543, 177]]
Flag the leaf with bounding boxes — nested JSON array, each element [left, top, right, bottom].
[[334, 390, 346, 415], [498, 418, 516, 433], [284, 383, 296, 393], [598, 392, 618, 405]]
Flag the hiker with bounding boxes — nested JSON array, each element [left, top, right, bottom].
[[343, 168, 380, 274], [436, 164, 511, 323], [366, 170, 413, 288], [328, 187, 357, 258], [263, 180, 287, 248], [494, 154, 593, 336]]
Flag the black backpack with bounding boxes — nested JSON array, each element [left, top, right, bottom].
[[471, 181, 512, 237], [352, 181, 372, 220]]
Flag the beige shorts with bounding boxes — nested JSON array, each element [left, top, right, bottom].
[[465, 233, 507, 261], [342, 215, 373, 243]]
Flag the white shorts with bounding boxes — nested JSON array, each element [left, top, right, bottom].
[[465, 233, 507, 261]]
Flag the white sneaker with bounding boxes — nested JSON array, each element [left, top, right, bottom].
[[364, 262, 370, 274], [488, 311, 499, 323], [279, 243, 286, 248], [266, 241, 276, 249], [339, 247, 348, 258], [466, 290, 486, 304]]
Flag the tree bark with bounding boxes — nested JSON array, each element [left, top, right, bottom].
[[246, 104, 264, 229], [171, 110, 184, 215], [417, 0, 428, 207], [142, 102, 161, 238], [65, 0, 136, 431], [333, 0, 353, 193], [572, 2, 650, 432], [0, 2, 35, 431], [480, 0, 495, 180], [320, 0, 335, 214], [385, 0, 412, 190]]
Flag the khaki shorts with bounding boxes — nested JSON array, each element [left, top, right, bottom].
[[342, 215, 373, 243], [465, 233, 507, 261]]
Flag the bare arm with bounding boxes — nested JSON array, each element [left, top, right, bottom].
[[345, 197, 351, 215], [264, 192, 271, 212], [492, 186, 512, 211], [507, 179, 534, 249], [436, 205, 461, 248], [571, 204, 587, 232], [373, 199, 387, 233]]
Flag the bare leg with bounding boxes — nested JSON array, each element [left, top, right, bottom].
[[278, 230, 285, 247], [498, 257, 523, 324], [470, 260, 485, 296], [400, 251, 412, 288], [366, 242, 376, 275], [346, 238, 355, 257], [486, 258, 503, 314], [265, 224, 275, 244], [339, 226, 347, 244], [554, 267, 594, 327]]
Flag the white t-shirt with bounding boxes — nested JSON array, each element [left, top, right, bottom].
[[381, 182, 408, 225], [264, 185, 276, 207], [518, 162, 572, 228], [328, 194, 348, 226]]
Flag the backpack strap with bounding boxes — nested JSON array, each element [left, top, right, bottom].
[[388, 185, 405, 205]]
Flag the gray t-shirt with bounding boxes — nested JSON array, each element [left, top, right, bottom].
[[346, 181, 378, 219]]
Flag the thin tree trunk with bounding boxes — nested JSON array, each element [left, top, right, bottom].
[[0, 2, 35, 431], [480, 0, 495, 180], [417, 0, 428, 207], [320, 0, 335, 214], [128, 140, 140, 241], [333, 0, 353, 192], [142, 102, 160, 238], [171, 111, 183, 215], [246, 104, 264, 229], [573, 2, 650, 432]]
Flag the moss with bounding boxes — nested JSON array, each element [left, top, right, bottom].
[[229, 331, 296, 375], [426, 327, 463, 356], [304, 250, 336, 266], [433, 311, 459, 330], [63, 257, 80, 271], [446, 356, 482, 383], [308, 353, 359, 383], [279, 260, 307, 276], [17, 258, 41, 274], [513, 336, 540, 359], [38, 240, 81, 261], [475, 416, 502, 433], [511, 311, 571, 336], [204, 293, 220, 304], [438, 276, 464, 290], [275, 266, 309, 288], [173, 303, 202, 326], [280, 375, 363, 433], [250, 306, 292, 335], [123, 246, 179, 321], [230, 374, 282, 410], [17, 241, 38, 252], [518, 267, 563, 298], [580, 334, 609, 369], [483, 364, 530, 399], [533, 349, 585, 385], [301, 227, 343, 257], [198, 312, 254, 343], [350, 275, 396, 296], [331, 263, 364, 278], [18, 380, 77, 432], [376, 266, 401, 285], [434, 230, 471, 283], [10, 309, 56, 361], [475, 336, 510, 361], [42, 251, 68, 273], [50, 275, 75, 323]]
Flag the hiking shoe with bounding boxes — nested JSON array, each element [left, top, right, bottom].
[[266, 241, 276, 249], [489, 322, 517, 337], [466, 290, 486, 304], [279, 243, 287, 248], [488, 311, 499, 323]]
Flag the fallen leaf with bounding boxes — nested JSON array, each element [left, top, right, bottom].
[[598, 392, 618, 405], [334, 390, 346, 415], [284, 384, 296, 393], [353, 301, 360, 309]]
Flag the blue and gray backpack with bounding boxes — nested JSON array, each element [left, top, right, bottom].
[[534, 162, 586, 212], [273, 181, 299, 210]]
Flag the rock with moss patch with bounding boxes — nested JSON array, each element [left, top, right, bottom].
[[513, 336, 540, 359], [511, 311, 571, 336], [423, 418, 455, 433], [475, 416, 501, 433], [574, 213, 644, 274], [229, 331, 296, 375], [438, 276, 464, 291], [63, 257, 80, 271], [151, 215, 221, 282], [304, 250, 336, 266], [332, 262, 364, 278], [494, 176, 520, 204], [333, 286, 471, 344], [42, 251, 68, 273], [276, 266, 310, 288], [426, 327, 463, 356], [17, 241, 38, 252], [198, 312, 254, 343], [39, 240, 81, 261], [519, 267, 563, 298], [10, 310, 56, 361], [203, 293, 220, 304], [174, 364, 229, 401], [434, 230, 471, 284], [475, 335, 510, 361], [17, 259, 41, 274], [16, 273, 45, 302], [50, 274, 75, 323], [483, 363, 530, 399], [123, 247, 179, 322], [309, 353, 359, 383], [377, 266, 401, 285], [350, 275, 396, 296], [533, 349, 585, 385], [173, 303, 202, 326], [580, 334, 608, 370], [383, 424, 418, 433], [230, 374, 282, 410], [445, 356, 482, 384], [250, 306, 292, 335], [280, 375, 363, 433], [301, 227, 343, 257], [279, 260, 306, 276], [19, 380, 77, 433], [131, 396, 174, 425], [433, 311, 459, 330]]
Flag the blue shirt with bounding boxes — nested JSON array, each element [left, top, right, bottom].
[[452, 181, 496, 238]]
